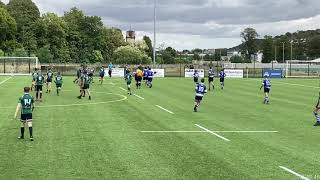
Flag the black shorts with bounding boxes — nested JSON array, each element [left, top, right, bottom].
[[143, 77, 147, 80], [194, 77, 199, 83], [148, 78, 153, 82], [56, 84, 62, 88], [83, 84, 90, 90], [47, 79, 52, 83], [195, 96, 203, 101], [36, 85, 43, 91], [99, 74, 104, 78], [209, 77, 214, 82], [264, 88, 270, 93], [220, 78, 225, 82], [89, 73, 93, 77], [21, 113, 32, 121], [108, 70, 112, 76], [136, 76, 142, 82]]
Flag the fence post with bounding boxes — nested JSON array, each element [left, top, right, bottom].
[[308, 62, 310, 77], [180, 63, 182, 77], [4, 58, 5, 74], [28, 59, 31, 74]]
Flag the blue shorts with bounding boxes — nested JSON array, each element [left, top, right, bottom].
[[195, 96, 203, 101], [21, 114, 32, 121], [264, 88, 270, 93]]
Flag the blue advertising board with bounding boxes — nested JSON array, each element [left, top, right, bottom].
[[262, 69, 283, 78]]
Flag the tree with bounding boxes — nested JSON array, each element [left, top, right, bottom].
[[230, 55, 244, 63], [307, 35, 320, 58], [0, 7, 17, 54], [113, 45, 151, 65], [0, 1, 5, 8], [21, 29, 37, 56], [192, 48, 202, 54], [262, 35, 273, 63], [240, 27, 259, 59], [36, 45, 54, 63], [6, 0, 40, 42], [101, 27, 125, 62], [12, 47, 27, 57], [143, 35, 153, 58], [160, 47, 177, 64], [193, 53, 201, 61]]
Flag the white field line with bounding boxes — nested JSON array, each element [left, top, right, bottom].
[[119, 87, 127, 92], [0, 77, 12, 86], [250, 79, 320, 89], [134, 94, 145, 100], [141, 130, 278, 133], [195, 124, 230, 142], [155, 105, 174, 114], [279, 166, 310, 180]]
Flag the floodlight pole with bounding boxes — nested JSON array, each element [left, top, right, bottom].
[[282, 42, 285, 76], [290, 41, 293, 76], [153, 0, 157, 67]]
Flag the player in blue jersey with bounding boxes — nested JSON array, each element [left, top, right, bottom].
[[147, 68, 154, 88], [260, 74, 271, 104], [313, 94, 320, 126], [46, 69, 54, 93], [219, 70, 226, 90], [108, 62, 113, 78], [193, 70, 199, 83], [194, 79, 207, 112], [208, 67, 215, 91], [143, 67, 148, 85]]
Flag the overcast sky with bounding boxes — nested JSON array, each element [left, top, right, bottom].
[[3, 0, 320, 50]]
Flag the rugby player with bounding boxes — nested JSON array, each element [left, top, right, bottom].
[[14, 87, 35, 141], [260, 74, 271, 104], [208, 67, 215, 91], [219, 69, 226, 90], [194, 79, 207, 112], [46, 69, 53, 93], [54, 72, 63, 96]]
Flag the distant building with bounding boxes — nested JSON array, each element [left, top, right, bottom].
[[126, 30, 135, 43]]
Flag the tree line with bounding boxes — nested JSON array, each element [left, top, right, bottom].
[[236, 28, 320, 63], [0, 0, 154, 64]]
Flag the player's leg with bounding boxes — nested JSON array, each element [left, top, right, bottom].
[[314, 108, 320, 126], [35, 85, 39, 100], [149, 78, 153, 88], [39, 85, 43, 101], [19, 121, 25, 139], [48, 82, 52, 93], [86, 88, 91, 100], [27, 120, 33, 141], [127, 83, 132, 95]]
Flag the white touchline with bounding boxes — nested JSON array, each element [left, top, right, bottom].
[[134, 94, 144, 100], [195, 124, 230, 142], [119, 87, 127, 91], [279, 166, 310, 180], [140, 130, 278, 133], [250, 79, 319, 89], [141, 131, 206, 133], [155, 105, 174, 114], [0, 77, 12, 86]]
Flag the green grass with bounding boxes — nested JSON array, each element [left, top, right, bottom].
[[0, 76, 319, 179]]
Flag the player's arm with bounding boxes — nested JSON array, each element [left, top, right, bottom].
[[14, 103, 21, 119]]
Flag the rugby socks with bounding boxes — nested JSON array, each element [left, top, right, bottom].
[[40, 92, 42, 99], [36, 92, 39, 99], [20, 127, 25, 138], [29, 127, 33, 137]]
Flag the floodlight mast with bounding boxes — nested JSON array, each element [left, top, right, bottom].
[[153, 0, 156, 67]]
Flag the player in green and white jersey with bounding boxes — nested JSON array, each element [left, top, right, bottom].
[[14, 87, 35, 141], [78, 71, 91, 100], [54, 72, 63, 96], [35, 72, 45, 101], [125, 70, 133, 95]]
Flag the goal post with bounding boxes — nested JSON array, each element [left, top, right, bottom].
[[285, 60, 320, 78], [0, 57, 39, 75]]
